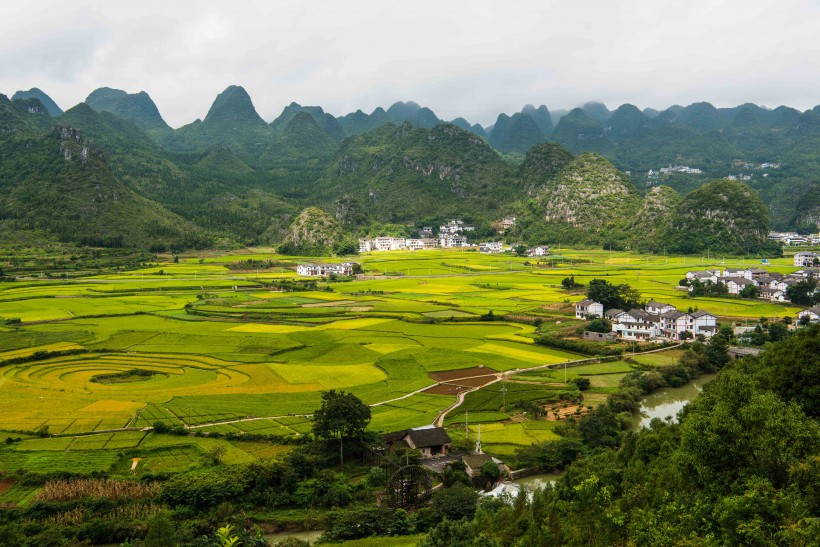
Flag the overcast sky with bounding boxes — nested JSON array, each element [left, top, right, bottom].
[[1, 0, 818, 128]]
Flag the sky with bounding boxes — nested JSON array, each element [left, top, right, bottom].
[[1, 0, 819, 128]]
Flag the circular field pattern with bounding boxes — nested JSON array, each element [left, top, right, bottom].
[[2, 353, 253, 400]]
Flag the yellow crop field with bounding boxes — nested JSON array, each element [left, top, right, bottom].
[[468, 343, 564, 364], [226, 323, 310, 333], [322, 318, 394, 330], [0, 342, 85, 360], [270, 363, 387, 388]]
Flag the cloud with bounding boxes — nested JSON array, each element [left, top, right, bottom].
[[1, 0, 818, 128]]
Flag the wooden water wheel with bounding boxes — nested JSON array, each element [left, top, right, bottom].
[[386, 465, 433, 508]]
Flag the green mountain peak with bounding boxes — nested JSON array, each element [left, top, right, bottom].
[[12, 87, 63, 116]]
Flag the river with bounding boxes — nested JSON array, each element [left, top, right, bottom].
[[631, 373, 717, 430]]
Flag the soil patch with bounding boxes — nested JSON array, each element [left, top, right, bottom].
[[545, 404, 592, 421], [0, 479, 13, 495], [424, 383, 471, 395], [430, 367, 497, 382], [424, 366, 498, 395]]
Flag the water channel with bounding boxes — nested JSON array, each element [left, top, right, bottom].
[[631, 373, 717, 430]]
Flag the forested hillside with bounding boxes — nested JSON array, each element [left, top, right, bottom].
[[3, 85, 820, 252]]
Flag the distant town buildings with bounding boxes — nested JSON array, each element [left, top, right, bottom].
[[768, 233, 820, 247], [681, 264, 819, 303]]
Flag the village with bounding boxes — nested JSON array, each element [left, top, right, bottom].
[[576, 255, 820, 342], [355, 218, 545, 256]]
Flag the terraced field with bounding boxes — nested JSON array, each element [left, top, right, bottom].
[[0, 247, 806, 471]]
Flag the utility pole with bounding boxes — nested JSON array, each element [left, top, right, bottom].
[[465, 412, 469, 439], [500, 385, 507, 408]]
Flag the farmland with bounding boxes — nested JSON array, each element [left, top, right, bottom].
[[0, 247, 806, 473]]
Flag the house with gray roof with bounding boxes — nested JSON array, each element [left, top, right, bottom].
[[382, 426, 452, 459]]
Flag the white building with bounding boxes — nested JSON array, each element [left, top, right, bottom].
[[797, 307, 820, 323], [607, 304, 718, 341], [686, 269, 721, 281], [611, 309, 661, 340], [723, 268, 747, 278], [479, 241, 504, 253], [725, 277, 757, 295], [645, 300, 676, 315], [440, 234, 468, 248], [296, 262, 357, 277], [575, 300, 603, 319], [657, 309, 718, 340], [794, 252, 820, 267], [527, 246, 550, 257], [358, 239, 373, 253]]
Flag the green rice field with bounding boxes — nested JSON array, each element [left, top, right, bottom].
[[0, 247, 808, 470]]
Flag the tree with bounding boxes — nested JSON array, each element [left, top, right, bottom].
[[144, 512, 176, 547], [586, 279, 642, 311], [767, 321, 789, 343], [739, 284, 759, 299], [786, 278, 819, 306], [312, 390, 371, 465], [562, 275, 582, 289], [586, 318, 611, 333]]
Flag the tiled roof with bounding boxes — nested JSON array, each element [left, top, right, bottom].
[[462, 453, 493, 469], [407, 427, 452, 448]]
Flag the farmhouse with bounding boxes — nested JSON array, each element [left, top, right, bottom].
[[496, 216, 516, 234], [797, 307, 820, 323], [685, 269, 720, 281], [526, 246, 550, 257], [723, 267, 747, 278], [645, 300, 676, 315], [296, 262, 357, 277], [575, 300, 603, 319], [462, 453, 507, 479], [440, 234, 468, 248], [610, 309, 661, 340], [794, 267, 820, 278], [794, 252, 820, 267], [382, 426, 452, 459], [725, 277, 756, 295], [607, 303, 718, 341], [479, 241, 505, 253]]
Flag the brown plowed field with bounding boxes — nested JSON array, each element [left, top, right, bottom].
[[424, 366, 498, 395], [429, 367, 497, 382]]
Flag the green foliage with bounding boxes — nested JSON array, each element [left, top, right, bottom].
[[561, 275, 583, 289], [586, 279, 643, 311], [785, 277, 819, 306], [661, 178, 774, 255], [431, 483, 480, 522], [280, 207, 345, 256], [586, 318, 611, 334], [312, 390, 371, 464], [316, 122, 518, 223]]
